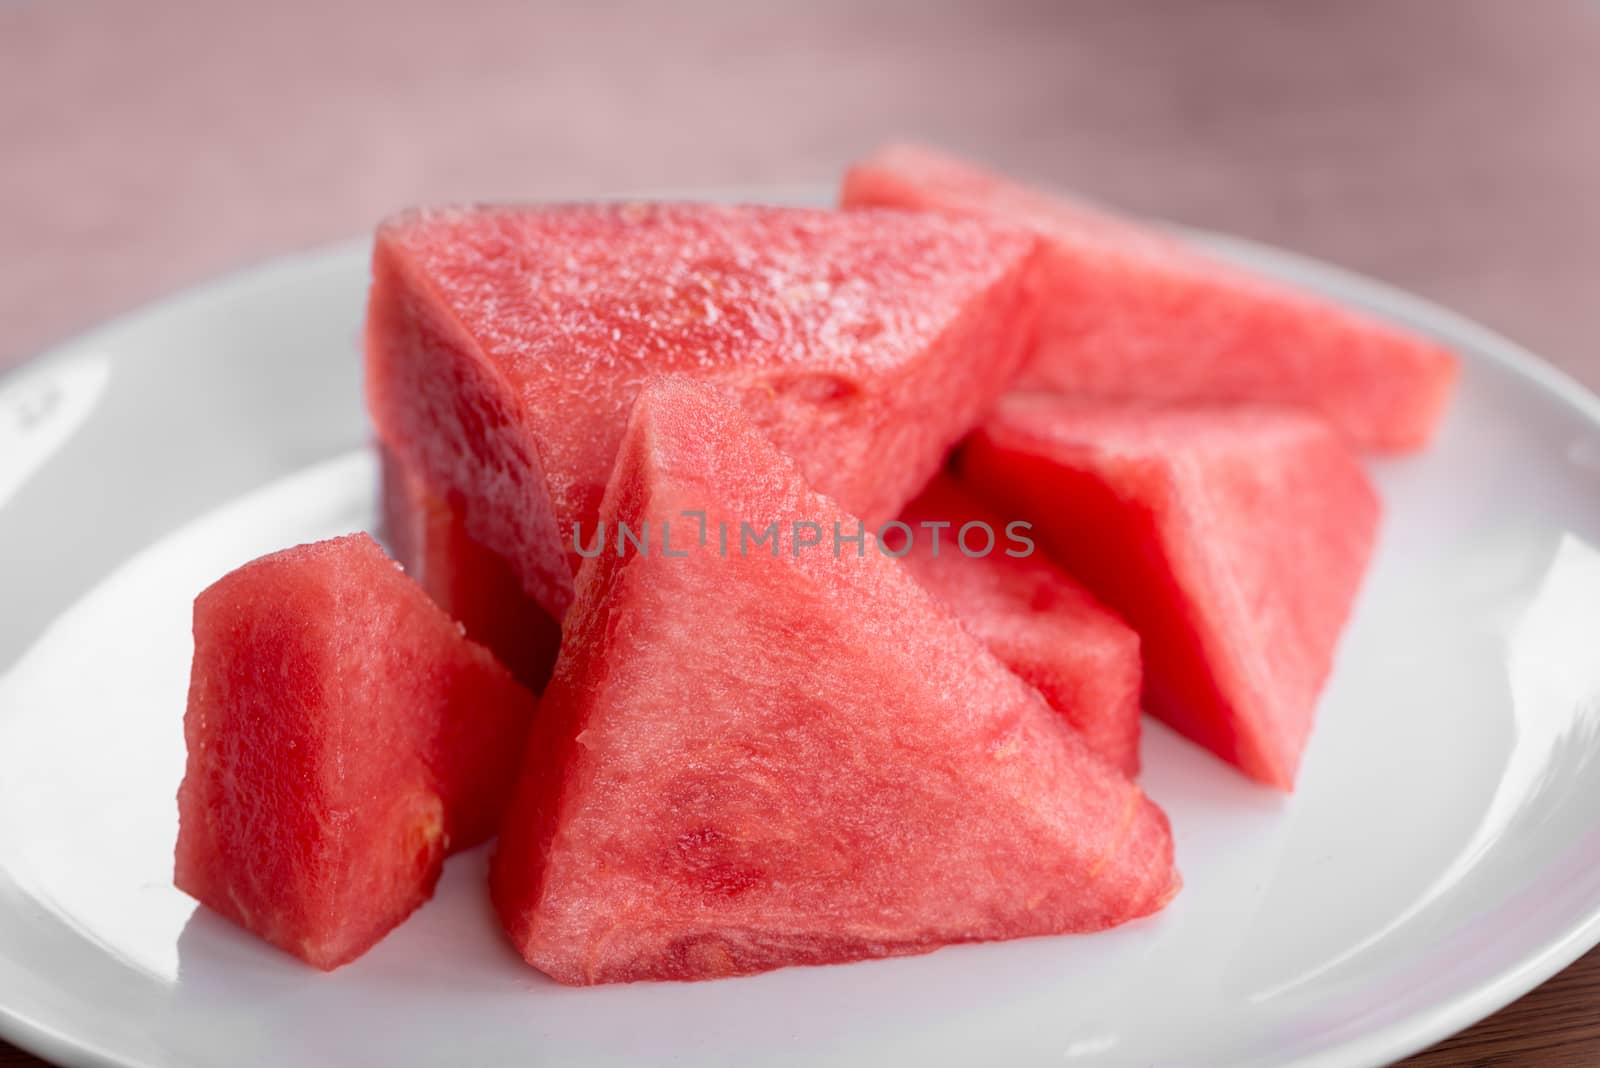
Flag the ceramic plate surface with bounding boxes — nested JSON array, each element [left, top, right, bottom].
[[3, 194, 1600, 1068]]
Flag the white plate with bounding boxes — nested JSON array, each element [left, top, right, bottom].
[[3, 197, 1600, 1068]]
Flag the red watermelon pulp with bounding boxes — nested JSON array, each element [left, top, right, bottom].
[[381, 449, 562, 692], [175, 534, 539, 970], [364, 203, 1039, 628], [958, 396, 1379, 789], [893, 476, 1143, 775], [489, 380, 1178, 985], [841, 143, 1457, 452]]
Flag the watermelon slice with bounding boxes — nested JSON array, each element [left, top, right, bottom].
[[957, 396, 1379, 789], [893, 476, 1142, 775], [364, 202, 1038, 625], [381, 448, 562, 692], [841, 144, 1457, 452], [175, 534, 539, 970], [489, 380, 1178, 985]]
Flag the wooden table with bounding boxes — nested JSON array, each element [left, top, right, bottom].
[[2, 1, 1596, 1063]]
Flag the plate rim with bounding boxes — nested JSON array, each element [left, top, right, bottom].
[[3, 214, 1600, 1068]]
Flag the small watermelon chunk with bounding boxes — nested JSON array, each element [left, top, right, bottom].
[[841, 144, 1457, 452], [490, 380, 1178, 985], [893, 476, 1142, 775], [958, 397, 1379, 789], [365, 203, 1039, 624], [175, 534, 539, 970], [381, 448, 562, 692]]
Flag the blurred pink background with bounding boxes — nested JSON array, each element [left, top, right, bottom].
[[2, 0, 1596, 384]]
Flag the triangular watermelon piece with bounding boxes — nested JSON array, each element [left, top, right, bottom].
[[381, 448, 562, 692], [176, 534, 538, 969], [489, 380, 1178, 985], [893, 476, 1142, 775], [841, 144, 1457, 452], [958, 396, 1379, 789], [365, 203, 1039, 626]]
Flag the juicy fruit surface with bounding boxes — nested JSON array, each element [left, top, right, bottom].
[[959, 397, 1379, 789], [894, 476, 1142, 774], [490, 380, 1178, 985], [841, 143, 1457, 452], [365, 202, 1038, 621], [381, 449, 562, 692], [175, 534, 538, 970]]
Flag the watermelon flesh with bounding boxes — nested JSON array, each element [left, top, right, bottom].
[[365, 203, 1039, 625], [958, 397, 1379, 789], [489, 380, 1178, 985], [841, 144, 1457, 452], [893, 476, 1142, 775], [175, 534, 539, 970], [381, 448, 562, 692]]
